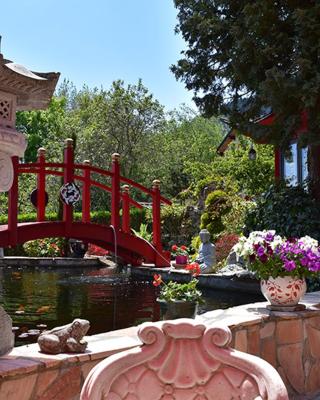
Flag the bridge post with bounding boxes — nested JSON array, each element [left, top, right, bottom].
[[122, 185, 130, 234], [82, 160, 91, 223], [111, 153, 120, 229], [37, 148, 46, 222], [63, 139, 74, 233], [8, 156, 19, 247], [152, 179, 162, 252]]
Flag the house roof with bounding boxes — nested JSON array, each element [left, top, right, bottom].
[[216, 112, 274, 155]]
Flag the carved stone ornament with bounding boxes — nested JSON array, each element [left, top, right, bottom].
[[60, 182, 81, 205], [0, 128, 27, 192], [0, 128, 27, 157], [0, 151, 13, 192], [81, 319, 289, 400]]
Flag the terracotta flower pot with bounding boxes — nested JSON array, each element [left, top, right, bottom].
[[260, 276, 306, 306], [157, 299, 198, 320], [175, 255, 188, 265]]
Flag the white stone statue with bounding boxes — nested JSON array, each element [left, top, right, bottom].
[[195, 229, 216, 273]]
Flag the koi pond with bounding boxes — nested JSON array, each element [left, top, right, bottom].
[[0, 265, 263, 346]]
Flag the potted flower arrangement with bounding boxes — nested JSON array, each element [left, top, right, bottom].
[[171, 244, 189, 265], [153, 262, 202, 319], [234, 230, 320, 308]]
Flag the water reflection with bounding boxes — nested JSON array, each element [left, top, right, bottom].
[[0, 265, 263, 346]]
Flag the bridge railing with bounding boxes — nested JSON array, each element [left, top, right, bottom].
[[9, 139, 171, 253]]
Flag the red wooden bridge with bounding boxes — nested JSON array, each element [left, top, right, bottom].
[[0, 139, 171, 267]]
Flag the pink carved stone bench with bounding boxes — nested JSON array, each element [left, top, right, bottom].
[[81, 319, 289, 400]]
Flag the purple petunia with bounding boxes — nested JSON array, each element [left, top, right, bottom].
[[239, 231, 320, 278], [308, 261, 320, 272], [259, 253, 268, 264], [265, 232, 275, 242], [257, 246, 265, 257], [300, 257, 309, 267], [284, 260, 296, 272]]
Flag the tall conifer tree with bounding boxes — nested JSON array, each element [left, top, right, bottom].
[[172, 1, 320, 199]]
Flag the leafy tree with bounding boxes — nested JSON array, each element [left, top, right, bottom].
[[193, 138, 274, 198], [141, 107, 224, 197], [211, 141, 275, 196], [74, 80, 166, 179], [5, 98, 68, 217], [172, 1, 320, 199], [16, 97, 67, 162]]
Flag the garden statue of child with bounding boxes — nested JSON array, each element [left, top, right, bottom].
[[195, 229, 216, 273]]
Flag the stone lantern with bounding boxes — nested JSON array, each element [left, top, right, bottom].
[[0, 51, 59, 355], [0, 52, 60, 191]]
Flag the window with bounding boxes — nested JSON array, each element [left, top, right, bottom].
[[281, 142, 308, 186], [283, 143, 298, 186], [301, 147, 308, 183]]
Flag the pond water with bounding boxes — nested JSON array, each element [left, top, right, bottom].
[[0, 265, 263, 346]]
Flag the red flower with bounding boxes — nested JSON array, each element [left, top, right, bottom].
[[185, 262, 201, 277], [153, 274, 162, 287], [180, 245, 188, 251], [87, 244, 109, 256], [171, 245, 178, 251], [215, 233, 240, 264]]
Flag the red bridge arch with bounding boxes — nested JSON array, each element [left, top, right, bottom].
[[0, 139, 171, 267]]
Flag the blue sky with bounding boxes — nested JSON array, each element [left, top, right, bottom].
[[0, 0, 195, 111]]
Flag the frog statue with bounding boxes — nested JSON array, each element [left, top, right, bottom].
[[38, 319, 90, 354]]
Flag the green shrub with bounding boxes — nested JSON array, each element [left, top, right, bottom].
[[146, 204, 185, 241], [205, 190, 230, 209], [200, 190, 231, 238], [191, 235, 201, 252], [127, 208, 147, 231], [200, 213, 210, 227], [131, 223, 152, 242], [4, 245, 26, 256], [222, 195, 255, 235], [194, 177, 216, 197], [244, 183, 320, 240], [0, 209, 145, 231]]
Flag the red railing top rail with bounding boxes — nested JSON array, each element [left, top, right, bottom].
[[18, 160, 172, 206]]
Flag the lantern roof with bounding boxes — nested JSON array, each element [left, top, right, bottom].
[[0, 53, 60, 110]]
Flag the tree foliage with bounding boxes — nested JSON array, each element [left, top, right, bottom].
[[16, 97, 67, 162], [172, 1, 320, 147], [73, 79, 166, 179], [194, 139, 274, 197], [244, 183, 320, 241], [211, 141, 274, 196], [139, 107, 224, 196], [11, 79, 226, 213]]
